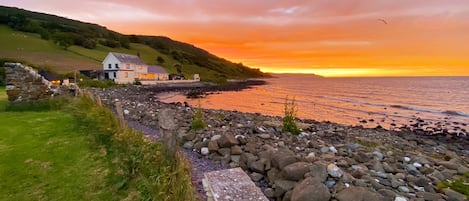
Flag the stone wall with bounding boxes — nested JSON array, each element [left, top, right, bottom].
[[3, 63, 52, 102]]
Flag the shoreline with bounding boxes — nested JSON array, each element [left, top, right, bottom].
[[91, 86, 468, 201]]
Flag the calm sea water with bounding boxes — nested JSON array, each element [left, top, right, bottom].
[[158, 75, 469, 133]]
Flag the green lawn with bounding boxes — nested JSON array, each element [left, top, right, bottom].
[[0, 88, 113, 200]]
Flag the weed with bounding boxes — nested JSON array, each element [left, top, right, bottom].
[[191, 100, 206, 131], [437, 172, 469, 197], [282, 96, 301, 135]]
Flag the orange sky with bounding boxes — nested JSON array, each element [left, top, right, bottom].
[[2, 0, 469, 77]]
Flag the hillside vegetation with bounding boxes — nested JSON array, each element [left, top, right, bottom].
[[0, 6, 268, 82]]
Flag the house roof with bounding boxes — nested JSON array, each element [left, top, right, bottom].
[[148, 65, 168, 74], [110, 52, 145, 65], [38, 70, 59, 81]]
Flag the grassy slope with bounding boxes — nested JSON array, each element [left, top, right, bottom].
[[0, 88, 113, 200], [0, 25, 247, 82], [0, 25, 100, 72]]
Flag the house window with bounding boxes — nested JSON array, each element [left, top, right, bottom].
[[113, 72, 117, 78], [115, 64, 119, 69], [125, 72, 128, 78], [108, 64, 111, 69]]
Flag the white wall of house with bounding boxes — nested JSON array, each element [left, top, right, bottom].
[[102, 54, 121, 71], [114, 70, 135, 84]]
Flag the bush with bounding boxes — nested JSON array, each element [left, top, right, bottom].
[[191, 101, 206, 131], [282, 96, 301, 135], [78, 79, 117, 88]]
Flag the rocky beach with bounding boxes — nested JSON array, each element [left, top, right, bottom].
[[90, 85, 468, 201]]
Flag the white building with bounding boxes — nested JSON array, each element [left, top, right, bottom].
[[102, 52, 169, 84]]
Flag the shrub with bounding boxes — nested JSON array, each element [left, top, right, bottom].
[[78, 79, 117, 88], [282, 96, 301, 135], [191, 101, 206, 131]]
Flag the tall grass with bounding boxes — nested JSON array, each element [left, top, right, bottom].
[[282, 96, 301, 135], [191, 100, 206, 131], [73, 93, 195, 201]]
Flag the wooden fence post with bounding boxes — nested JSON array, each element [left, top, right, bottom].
[[115, 101, 125, 127], [158, 108, 178, 158]]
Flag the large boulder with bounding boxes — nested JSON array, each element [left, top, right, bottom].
[[272, 149, 300, 169], [217, 133, 239, 148], [283, 162, 312, 181], [336, 187, 384, 201], [291, 177, 331, 201], [309, 163, 328, 182]]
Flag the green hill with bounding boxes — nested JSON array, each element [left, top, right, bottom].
[[0, 6, 268, 82]]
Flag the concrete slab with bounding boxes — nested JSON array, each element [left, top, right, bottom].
[[203, 168, 268, 201]]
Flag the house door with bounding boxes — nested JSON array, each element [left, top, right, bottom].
[[104, 72, 109, 79]]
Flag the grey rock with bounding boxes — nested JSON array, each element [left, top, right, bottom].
[[283, 162, 312, 181], [443, 188, 467, 201], [250, 172, 264, 182], [272, 149, 300, 169], [336, 186, 384, 201], [309, 163, 328, 182], [274, 179, 297, 197], [415, 192, 442, 201], [218, 148, 231, 157], [258, 134, 271, 139], [201, 147, 209, 155], [406, 164, 420, 176], [320, 146, 330, 153], [230, 145, 243, 155], [325, 180, 336, 188], [211, 134, 222, 141], [439, 160, 459, 170], [182, 141, 194, 149], [231, 155, 241, 163], [377, 189, 396, 201], [208, 140, 219, 152], [291, 177, 331, 201], [373, 151, 384, 161], [249, 160, 265, 174], [182, 132, 196, 141], [264, 188, 275, 198], [217, 133, 238, 148], [398, 186, 410, 193], [414, 176, 431, 187], [327, 163, 343, 178], [283, 190, 293, 201]]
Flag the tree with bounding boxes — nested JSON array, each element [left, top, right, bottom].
[[157, 56, 165, 64], [174, 63, 182, 75]]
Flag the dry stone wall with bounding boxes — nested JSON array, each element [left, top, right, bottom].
[[3, 63, 52, 102]]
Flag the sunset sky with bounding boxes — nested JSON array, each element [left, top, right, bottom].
[[2, 0, 469, 77]]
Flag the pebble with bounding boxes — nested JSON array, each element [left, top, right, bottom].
[[201, 147, 209, 155], [398, 186, 410, 193], [395, 196, 408, 201]]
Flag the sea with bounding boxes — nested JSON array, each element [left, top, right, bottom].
[[158, 74, 469, 134]]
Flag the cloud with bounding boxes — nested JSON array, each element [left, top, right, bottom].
[[269, 6, 301, 14]]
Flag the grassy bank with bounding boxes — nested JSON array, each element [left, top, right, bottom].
[[0, 87, 195, 200]]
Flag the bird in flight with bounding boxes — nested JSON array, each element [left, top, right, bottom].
[[378, 18, 388, 24]]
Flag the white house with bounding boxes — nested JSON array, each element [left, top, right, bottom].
[[102, 52, 169, 84]]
